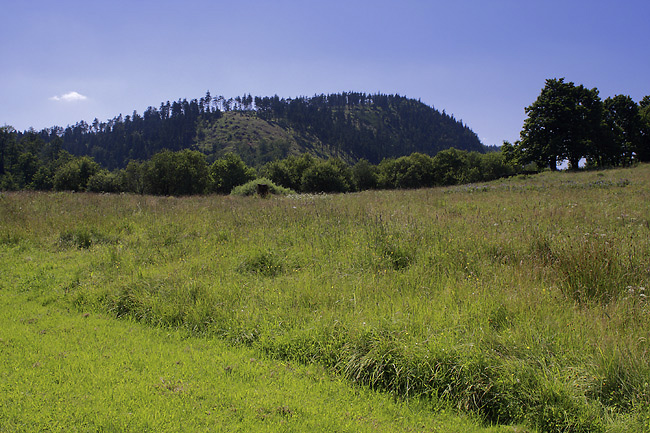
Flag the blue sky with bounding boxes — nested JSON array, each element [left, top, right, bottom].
[[1, 0, 648, 147]]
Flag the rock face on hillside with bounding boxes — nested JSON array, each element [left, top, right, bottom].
[[49, 92, 485, 168]]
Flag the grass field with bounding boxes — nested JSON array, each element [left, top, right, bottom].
[[1, 165, 649, 432], [2, 282, 512, 433]]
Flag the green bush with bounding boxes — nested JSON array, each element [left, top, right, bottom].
[[144, 149, 210, 196], [53, 156, 100, 192], [87, 169, 122, 193], [301, 158, 353, 193], [261, 154, 316, 192], [210, 152, 256, 194], [230, 178, 294, 196], [352, 159, 379, 190], [378, 153, 435, 189]]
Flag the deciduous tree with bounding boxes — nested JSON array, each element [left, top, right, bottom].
[[210, 153, 256, 194], [601, 95, 646, 164], [518, 78, 602, 170], [53, 156, 100, 191], [144, 149, 209, 195], [301, 158, 352, 193]]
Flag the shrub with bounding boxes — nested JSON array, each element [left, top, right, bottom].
[[377, 154, 435, 189], [210, 153, 256, 194], [261, 154, 317, 192], [53, 156, 100, 192], [87, 169, 122, 193], [352, 159, 379, 190], [230, 178, 294, 196], [301, 159, 352, 193], [144, 149, 210, 196]]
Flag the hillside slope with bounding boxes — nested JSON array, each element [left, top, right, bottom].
[[194, 111, 341, 165], [37, 92, 485, 169]]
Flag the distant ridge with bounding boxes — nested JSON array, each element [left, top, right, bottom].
[[37, 92, 485, 169]]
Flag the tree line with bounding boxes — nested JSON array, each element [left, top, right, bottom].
[[0, 128, 512, 195], [11, 92, 486, 171], [504, 78, 650, 170], [249, 92, 485, 163], [33, 93, 223, 171], [3, 79, 648, 195]]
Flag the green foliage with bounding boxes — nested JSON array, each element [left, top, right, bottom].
[[0, 129, 66, 191], [210, 152, 256, 194], [431, 148, 472, 185], [53, 155, 101, 191], [352, 158, 379, 190], [518, 78, 603, 171], [478, 151, 516, 180], [262, 153, 317, 191], [30, 165, 54, 190], [230, 178, 294, 196], [87, 169, 123, 193], [378, 153, 436, 189], [122, 160, 146, 194], [144, 149, 209, 195], [0, 172, 19, 190], [300, 158, 353, 193], [25, 92, 486, 170], [376, 150, 513, 189], [515, 79, 649, 171], [2, 142, 517, 195], [602, 95, 647, 164]]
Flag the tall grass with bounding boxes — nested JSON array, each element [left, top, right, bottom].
[[2, 166, 650, 432], [2, 272, 501, 433]]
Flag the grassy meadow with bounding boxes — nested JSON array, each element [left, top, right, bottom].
[[2, 165, 650, 432]]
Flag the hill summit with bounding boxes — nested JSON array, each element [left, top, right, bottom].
[[52, 92, 485, 169]]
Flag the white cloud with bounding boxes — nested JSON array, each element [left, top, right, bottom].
[[50, 91, 88, 102]]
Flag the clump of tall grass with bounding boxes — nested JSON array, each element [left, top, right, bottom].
[[588, 345, 650, 412], [0, 230, 23, 246], [237, 250, 291, 277], [554, 234, 644, 302], [364, 217, 417, 271], [57, 227, 117, 249], [260, 320, 608, 432], [524, 230, 647, 303]]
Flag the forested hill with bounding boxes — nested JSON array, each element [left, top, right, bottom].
[[32, 92, 485, 169]]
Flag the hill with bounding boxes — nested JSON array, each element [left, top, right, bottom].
[[38, 92, 485, 169]]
